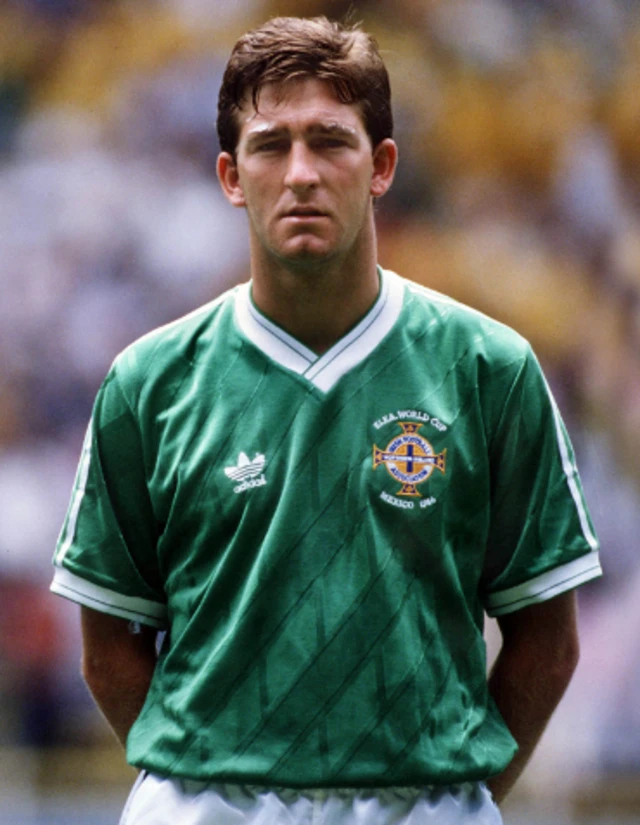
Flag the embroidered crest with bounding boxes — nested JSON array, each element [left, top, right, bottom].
[[373, 422, 446, 497]]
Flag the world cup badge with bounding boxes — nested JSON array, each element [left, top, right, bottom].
[[373, 421, 446, 497]]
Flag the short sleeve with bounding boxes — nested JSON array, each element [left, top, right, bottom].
[[51, 366, 168, 628], [481, 346, 601, 616]]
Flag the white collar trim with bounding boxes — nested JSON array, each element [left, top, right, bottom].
[[234, 268, 405, 392]]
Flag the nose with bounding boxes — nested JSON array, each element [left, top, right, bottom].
[[284, 141, 320, 193]]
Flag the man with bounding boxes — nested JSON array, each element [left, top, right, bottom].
[[51, 16, 602, 825]]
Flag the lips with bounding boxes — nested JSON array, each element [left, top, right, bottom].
[[284, 206, 327, 217]]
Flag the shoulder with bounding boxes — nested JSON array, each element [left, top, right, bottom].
[[108, 283, 242, 404], [392, 271, 532, 369]]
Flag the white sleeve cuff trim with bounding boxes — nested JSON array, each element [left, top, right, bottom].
[[51, 565, 168, 629], [485, 551, 602, 617]]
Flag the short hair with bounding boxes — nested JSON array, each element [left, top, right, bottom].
[[217, 16, 393, 156]]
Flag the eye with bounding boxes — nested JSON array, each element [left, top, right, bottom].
[[256, 139, 288, 153], [314, 136, 348, 149]]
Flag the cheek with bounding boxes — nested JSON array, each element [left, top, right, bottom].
[[343, 176, 373, 215], [240, 182, 269, 218], [341, 164, 375, 201], [243, 186, 282, 239], [242, 172, 278, 207]]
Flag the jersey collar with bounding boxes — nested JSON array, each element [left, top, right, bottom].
[[234, 268, 405, 392]]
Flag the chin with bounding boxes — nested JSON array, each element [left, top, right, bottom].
[[278, 243, 336, 266]]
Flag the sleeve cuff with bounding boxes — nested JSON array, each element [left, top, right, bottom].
[[484, 550, 602, 617], [51, 565, 168, 629]]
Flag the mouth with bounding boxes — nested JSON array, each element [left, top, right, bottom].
[[284, 207, 328, 218]]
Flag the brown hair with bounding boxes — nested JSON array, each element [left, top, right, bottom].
[[217, 16, 393, 156]]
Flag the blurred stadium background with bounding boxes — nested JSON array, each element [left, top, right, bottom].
[[1, 0, 639, 822]]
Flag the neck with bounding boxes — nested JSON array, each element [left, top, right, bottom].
[[249, 230, 381, 354]]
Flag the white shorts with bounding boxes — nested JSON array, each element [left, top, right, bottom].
[[119, 773, 503, 825]]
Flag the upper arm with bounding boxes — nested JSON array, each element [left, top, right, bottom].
[[81, 605, 158, 682], [79, 606, 159, 747], [495, 590, 580, 668], [482, 346, 601, 615], [52, 367, 167, 628]]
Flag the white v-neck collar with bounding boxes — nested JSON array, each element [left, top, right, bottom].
[[234, 268, 405, 392]]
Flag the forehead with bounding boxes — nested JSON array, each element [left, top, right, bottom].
[[237, 77, 366, 138]]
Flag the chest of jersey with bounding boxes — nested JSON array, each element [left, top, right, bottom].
[[144, 329, 492, 624]]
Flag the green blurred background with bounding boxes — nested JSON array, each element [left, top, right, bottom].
[[1, 0, 639, 822]]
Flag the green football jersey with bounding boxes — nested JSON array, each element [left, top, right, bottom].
[[51, 268, 601, 787]]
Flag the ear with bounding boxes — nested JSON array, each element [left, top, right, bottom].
[[370, 138, 398, 198], [217, 152, 246, 207]]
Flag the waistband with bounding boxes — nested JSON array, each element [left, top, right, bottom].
[[177, 779, 486, 803]]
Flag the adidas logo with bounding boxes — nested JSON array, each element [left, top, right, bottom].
[[224, 452, 267, 494]]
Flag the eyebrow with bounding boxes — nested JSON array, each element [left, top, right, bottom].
[[244, 122, 360, 147]]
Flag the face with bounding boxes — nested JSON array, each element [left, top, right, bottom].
[[217, 77, 397, 271]]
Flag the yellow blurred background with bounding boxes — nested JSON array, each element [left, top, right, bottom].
[[1, 1, 639, 822]]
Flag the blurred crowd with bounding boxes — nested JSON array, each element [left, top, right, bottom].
[[1, 0, 640, 801]]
